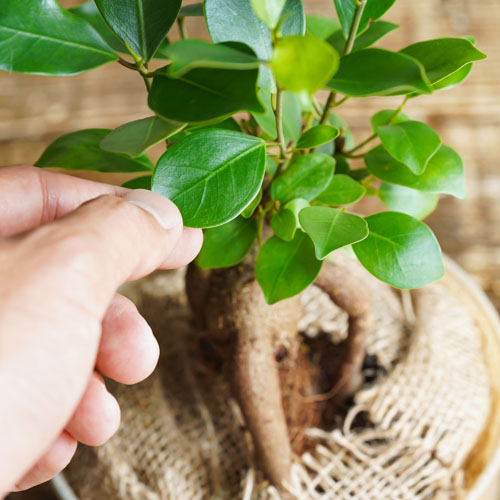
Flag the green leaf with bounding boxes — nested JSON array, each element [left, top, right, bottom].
[[327, 48, 432, 97], [306, 14, 340, 40], [256, 231, 322, 304], [179, 3, 204, 16], [122, 175, 152, 189], [378, 183, 439, 220], [187, 117, 242, 133], [334, 0, 396, 38], [152, 130, 266, 228], [197, 217, 257, 269], [149, 65, 263, 123], [205, 0, 304, 91], [315, 174, 366, 205], [371, 109, 410, 132], [95, 0, 180, 61], [327, 20, 399, 53], [100, 117, 185, 157], [35, 129, 153, 173], [0, 0, 117, 76], [241, 189, 263, 218], [165, 40, 261, 78], [271, 198, 309, 241], [299, 206, 368, 259], [271, 153, 335, 204], [272, 35, 339, 94], [251, 0, 286, 29], [252, 89, 301, 142], [400, 38, 486, 88], [432, 63, 472, 91], [353, 212, 444, 288], [365, 144, 465, 199], [377, 121, 441, 174], [296, 125, 339, 150]]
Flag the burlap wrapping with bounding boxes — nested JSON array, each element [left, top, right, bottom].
[[65, 257, 491, 500]]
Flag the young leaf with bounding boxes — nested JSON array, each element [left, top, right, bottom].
[[165, 40, 261, 78], [94, 0, 181, 61], [205, 0, 304, 91], [35, 129, 152, 173], [0, 0, 117, 76], [149, 66, 263, 123], [378, 183, 439, 220], [334, 0, 396, 38], [353, 212, 444, 288], [315, 174, 366, 205], [241, 189, 263, 218], [271, 153, 335, 204], [272, 35, 339, 94], [255, 231, 322, 304], [271, 198, 309, 241], [365, 144, 465, 198], [377, 120, 441, 174], [299, 206, 368, 259], [306, 14, 340, 40], [179, 3, 204, 16], [252, 90, 301, 142], [400, 38, 486, 88], [100, 117, 185, 157], [327, 48, 432, 97], [122, 176, 152, 189], [250, 0, 286, 29], [296, 125, 340, 150], [152, 130, 266, 228], [371, 109, 411, 132], [327, 20, 399, 54], [197, 217, 257, 269]]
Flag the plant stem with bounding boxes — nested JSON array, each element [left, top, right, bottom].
[[122, 44, 153, 91], [177, 17, 188, 40], [319, 0, 367, 125], [275, 88, 287, 161]]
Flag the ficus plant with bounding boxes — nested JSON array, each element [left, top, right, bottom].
[[1, 0, 486, 494]]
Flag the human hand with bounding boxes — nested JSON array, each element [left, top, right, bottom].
[[0, 166, 203, 496]]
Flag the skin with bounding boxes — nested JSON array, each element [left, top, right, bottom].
[[0, 166, 203, 497]]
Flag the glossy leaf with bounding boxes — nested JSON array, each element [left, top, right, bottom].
[[197, 217, 257, 268], [379, 183, 439, 220], [152, 130, 266, 228], [95, 0, 181, 61], [353, 212, 444, 288], [251, 0, 286, 29], [252, 89, 301, 142], [179, 3, 204, 16], [296, 125, 339, 150], [205, 0, 304, 91], [432, 63, 472, 91], [377, 120, 441, 174], [100, 117, 185, 157], [35, 129, 153, 173], [400, 38, 486, 88], [0, 0, 117, 76], [241, 189, 262, 218], [315, 174, 366, 205], [299, 206, 368, 259], [306, 14, 340, 40], [255, 231, 321, 304], [271, 198, 309, 241], [149, 66, 263, 123], [187, 117, 242, 133], [122, 176, 152, 189], [271, 153, 335, 204], [327, 20, 399, 54], [165, 40, 261, 78], [365, 144, 465, 199], [371, 109, 410, 132], [334, 0, 396, 38], [272, 35, 339, 94], [327, 48, 432, 97]]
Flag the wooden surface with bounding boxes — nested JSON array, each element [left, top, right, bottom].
[[2, 0, 499, 498]]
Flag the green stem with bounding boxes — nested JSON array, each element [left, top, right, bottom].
[[275, 88, 287, 161], [177, 17, 188, 40]]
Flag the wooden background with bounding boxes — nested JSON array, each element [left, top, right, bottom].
[[3, 0, 500, 498]]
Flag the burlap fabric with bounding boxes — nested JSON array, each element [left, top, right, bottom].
[[65, 257, 491, 500]]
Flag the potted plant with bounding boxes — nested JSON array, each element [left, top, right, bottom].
[[1, 0, 491, 497]]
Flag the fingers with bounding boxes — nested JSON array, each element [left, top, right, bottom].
[[97, 294, 159, 385], [65, 373, 120, 447], [162, 227, 204, 270], [12, 431, 77, 492]]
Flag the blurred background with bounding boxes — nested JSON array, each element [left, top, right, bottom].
[[2, 0, 499, 498]]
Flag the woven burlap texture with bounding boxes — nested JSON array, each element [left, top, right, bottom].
[[65, 259, 490, 500]]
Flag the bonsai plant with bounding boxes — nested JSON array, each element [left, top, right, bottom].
[[0, 0, 487, 495]]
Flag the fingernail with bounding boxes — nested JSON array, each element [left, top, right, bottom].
[[122, 189, 181, 230]]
